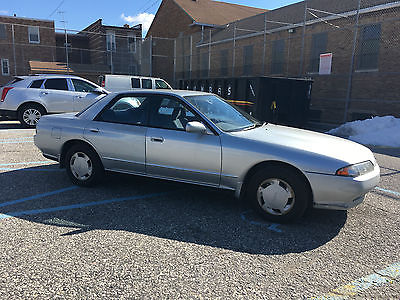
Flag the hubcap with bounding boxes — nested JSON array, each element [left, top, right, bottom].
[[257, 178, 295, 216], [22, 108, 41, 126], [70, 152, 93, 181]]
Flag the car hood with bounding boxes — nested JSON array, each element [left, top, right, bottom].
[[229, 123, 375, 166]]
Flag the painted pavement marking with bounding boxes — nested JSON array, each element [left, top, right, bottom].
[[310, 262, 400, 299], [240, 210, 282, 233], [0, 161, 50, 166], [0, 186, 78, 208], [375, 187, 400, 198], [0, 191, 174, 220]]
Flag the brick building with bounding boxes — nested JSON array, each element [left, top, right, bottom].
[[0, 15, 56, 85], [145, 0, 266, 84], [149, 0, 400, 124], [81, 19, 142, 75]]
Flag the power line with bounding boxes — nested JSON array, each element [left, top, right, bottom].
[[48, 0, 66, 18]]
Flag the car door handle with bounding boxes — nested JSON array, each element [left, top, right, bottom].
[[75, 95, 84, 99], [40, 91, 49, 95], [150, 137, 164, 143], [89, 128, 99, 133]]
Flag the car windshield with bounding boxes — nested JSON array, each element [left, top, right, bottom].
[[184, 94, 261, 132]]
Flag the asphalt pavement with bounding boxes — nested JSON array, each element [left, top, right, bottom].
[[0, 120, 399, 299]]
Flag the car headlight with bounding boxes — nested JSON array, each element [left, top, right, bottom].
[[336, 161, 374, 177]]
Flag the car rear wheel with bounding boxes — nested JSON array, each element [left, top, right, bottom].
[[18, 104, 45, 128], [65, 144, 104, 186], [247, 166, 310, 223]]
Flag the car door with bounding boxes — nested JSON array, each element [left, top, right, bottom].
[[41, 78, 74, 113], [83, 94, 150, 174], [146, 95, 221, 186], [71, 78, 104, 111]]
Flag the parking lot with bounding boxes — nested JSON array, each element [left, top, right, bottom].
[[0, 120, 399, 299]]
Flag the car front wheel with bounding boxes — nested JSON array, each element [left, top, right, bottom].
[[65, 144, 103, 186], [247, 166, 310, 223], [18, 104, 45, 128]]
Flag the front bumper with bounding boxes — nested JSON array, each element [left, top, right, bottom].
[[0, 109, 17, 119], [306, 164, 380, 210]]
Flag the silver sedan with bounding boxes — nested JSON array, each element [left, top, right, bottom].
[[34, 90, 380, 222]]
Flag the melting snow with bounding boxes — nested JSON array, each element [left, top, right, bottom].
[[327, 116, 400, 147]]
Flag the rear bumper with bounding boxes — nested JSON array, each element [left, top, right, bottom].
[[0, 109, 17, 119], [306, 164, 380, 210]]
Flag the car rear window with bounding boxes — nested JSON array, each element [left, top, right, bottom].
[[30, 79, 44, 88], [44, 78, 69, 91], [3, 77, 24, 87]]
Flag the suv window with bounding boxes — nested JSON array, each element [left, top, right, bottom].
[[131, 78, 140, 88], [44, 78, 69, 91], [30, 79, 44, 88], [148, 96, 198, 131], [155, 80, 170, 89], [97, 96, 150, 126], [72, 79, 97, 92], [141, 79, 152, 89]]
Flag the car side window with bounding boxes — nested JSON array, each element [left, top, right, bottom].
[[148, 96, 199, 131], [141, 79, 152, 89], [30, 79, 44, 88], [96, 96, 149, 126], [131, 78, 140, 88], [44, 78, 68, 91], [155, 80, 170, 89], [71, 79, 97, 92]]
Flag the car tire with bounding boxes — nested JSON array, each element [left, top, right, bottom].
[[18, 103, 46, 128], [65, 144, 104, 187], [246, 166, 310, 223]]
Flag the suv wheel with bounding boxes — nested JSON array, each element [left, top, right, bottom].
[[18, 104, 45, 128]]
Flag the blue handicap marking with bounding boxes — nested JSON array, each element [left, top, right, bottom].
[[240, 210, 283, 233]]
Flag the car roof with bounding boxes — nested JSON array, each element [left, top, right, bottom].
[[102, 75, 167, 81], [19, 74, 87, 80], [109, 89, 213, 97]]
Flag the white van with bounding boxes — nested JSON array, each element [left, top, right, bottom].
[[98, 75, 172, 92]]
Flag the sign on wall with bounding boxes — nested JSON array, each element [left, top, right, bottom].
[[319, 53, 333, 75]]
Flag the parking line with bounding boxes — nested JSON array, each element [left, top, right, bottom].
[[240, 210, 283, 233], [0, 186, 78, 208], [0, 161, 50, 166], [0, 167, 62, 172], [0, 140, 33, 144], [0, 137, 33, 141], [0, 191, 174, 220], [310, 262, 400, 299], [375, 187, 400, 198]]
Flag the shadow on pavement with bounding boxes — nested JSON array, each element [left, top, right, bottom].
[[0, 166, 347, 255], [369, 146, 400, 159], [0, 121, 26, 130]]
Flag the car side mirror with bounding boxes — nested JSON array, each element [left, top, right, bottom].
[[186, 121, 207, 134]]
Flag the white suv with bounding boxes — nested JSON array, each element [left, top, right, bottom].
[[0, 74, 108, 127]]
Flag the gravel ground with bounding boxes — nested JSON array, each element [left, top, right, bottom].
[[0, 121, 399, 299]]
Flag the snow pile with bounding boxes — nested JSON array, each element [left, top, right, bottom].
[[327, 116, 400, 147]]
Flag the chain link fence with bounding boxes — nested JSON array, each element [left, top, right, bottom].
[[0, 0, 399, 124]]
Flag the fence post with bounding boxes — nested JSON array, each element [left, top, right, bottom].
[[189, 35, 193, 79], [232, 22, 236, 77], [299, 0, 308, 76], [208, 29, 211, 77], [149, 36, 153, 76], [11, 24, 17, 75], [173, 38, 176, 87], [262, 12, 267, 75], [343, 0, 361, 123]]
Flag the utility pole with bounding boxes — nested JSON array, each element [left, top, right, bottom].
[[58, 11, 69, 74]]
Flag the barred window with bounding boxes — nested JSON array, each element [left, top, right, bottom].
[[28, 26, 40, 44], [128, 33, 136, 53], [0, 24, 6, 40], [106, 31, 116, 52], [1, 59, 9, 76], [358, 24, 381, 70], [243, 45, 253, 76], [271, 39, 285, 74], [309, 32, 327, 73]]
